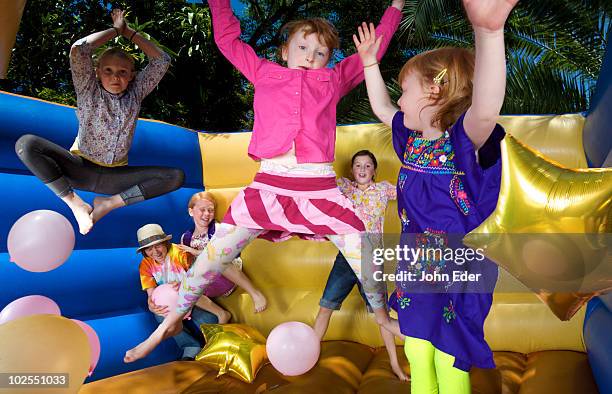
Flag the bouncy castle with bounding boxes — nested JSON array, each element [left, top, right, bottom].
[[1, 1, 611, 393]]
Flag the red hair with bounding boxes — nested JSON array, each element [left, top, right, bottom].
[[399, 47, 475, 131]]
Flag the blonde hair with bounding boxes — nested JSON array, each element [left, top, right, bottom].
[[399, 47, 474, 132], [278, 18, 339, 61], [95, 47, 135, 70], [188, 191, 217, 210]]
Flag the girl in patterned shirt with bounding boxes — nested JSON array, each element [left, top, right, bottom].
[[313, 150, 407, 381], [15, 9, 179, 235]]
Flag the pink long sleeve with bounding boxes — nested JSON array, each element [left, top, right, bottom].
[[208, 0, 266, 83]]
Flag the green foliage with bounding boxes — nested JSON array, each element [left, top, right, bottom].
[[6, 0, 610, 130], [7, 0, 249, 131], [35, 87, 77, 106], [344, 0, 610, 123], [7, 0, 109, 106]]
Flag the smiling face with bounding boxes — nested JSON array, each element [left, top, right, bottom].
[[144, 243, 168, 264], [282, 30, 331, 70], [189, 198, 215, 230], [96, 54, 135, 94], [352, 154, 376, 186]]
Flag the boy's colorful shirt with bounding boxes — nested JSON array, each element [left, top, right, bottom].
[[336, 177, 396, 235], [69, 41, 170, 166], [139, 244, 192, 290], [208, 0, 401, 163]]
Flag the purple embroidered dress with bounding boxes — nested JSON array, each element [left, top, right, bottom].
[[390, 111, 505, 371]]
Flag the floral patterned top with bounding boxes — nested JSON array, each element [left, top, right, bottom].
[[189, 231, 210, 250], [69, 40, 170, 166], [336, 177, 396, 235]]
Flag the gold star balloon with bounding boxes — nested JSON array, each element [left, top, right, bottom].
[[195, 323, 268, 383], [464, 135, 612, 321]]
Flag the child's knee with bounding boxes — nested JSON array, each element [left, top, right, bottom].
[[15, 134, 37, 157], [165, 168, 185, 191], [191, 255, 220, 276]]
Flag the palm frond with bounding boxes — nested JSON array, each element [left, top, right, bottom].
[[392, 0, 608, 115]]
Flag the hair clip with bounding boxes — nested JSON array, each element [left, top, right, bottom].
[[433, 68, 447, 85]]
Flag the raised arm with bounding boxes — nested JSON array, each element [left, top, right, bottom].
[[208, 0, 264, 83], [113, 9, 165, 59], [69, 10, 125, 96], [336, 1, 404, 97], [353, 22, 398, 126], [113, 9, 171, 100], [463, 0, 518, 148], [71, 10, 121, 51]]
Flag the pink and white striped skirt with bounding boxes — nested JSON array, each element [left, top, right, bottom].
[[222, 171, 365, 242]]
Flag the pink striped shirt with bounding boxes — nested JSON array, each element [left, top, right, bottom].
[[209, 0, 402, 163]]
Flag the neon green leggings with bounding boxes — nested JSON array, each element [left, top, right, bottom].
[[404, 337, 470, 394]]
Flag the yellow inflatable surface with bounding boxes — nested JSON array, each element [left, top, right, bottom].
[[82, 115, 599, 393]]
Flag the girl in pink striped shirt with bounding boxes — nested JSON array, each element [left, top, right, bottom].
[[125, 0, 405, 363]]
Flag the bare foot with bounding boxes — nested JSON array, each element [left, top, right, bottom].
[[391, 361, 409, 381], [251, 290, 267, 313], [124, 320, 182, 363], [69, 201, 93, 235], [91, 195, 124, 224], [217, 309, 231, 324]]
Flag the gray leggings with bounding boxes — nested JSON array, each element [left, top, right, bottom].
[[15, 134, 184, 205]]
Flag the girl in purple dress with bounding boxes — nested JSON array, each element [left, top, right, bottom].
[[353, 0, 517, 391]]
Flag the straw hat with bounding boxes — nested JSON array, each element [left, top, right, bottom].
[[136, 224, 172, 253]]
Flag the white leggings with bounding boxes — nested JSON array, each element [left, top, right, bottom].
[[177, 223, 386, 313]]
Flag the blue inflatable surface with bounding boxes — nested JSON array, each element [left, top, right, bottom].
[[584, 293, 612, 394], [583, 25, 612, 167], [0, 92, 204, 380]]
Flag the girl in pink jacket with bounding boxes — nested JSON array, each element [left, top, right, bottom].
[[125, 0, 405, 362]]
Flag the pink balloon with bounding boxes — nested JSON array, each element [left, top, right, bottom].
[[266, 321, 320, 376], [152, 284, 178, 308], [7, 210, 75, 272], [72, 320, 100, 377], [152, 284, 191, 320], [0, 295, 61, 325]]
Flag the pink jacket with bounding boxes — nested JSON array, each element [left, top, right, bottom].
[[209, 0, 402, 163]]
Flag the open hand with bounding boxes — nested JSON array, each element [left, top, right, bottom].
[[352, 22, 382, 65], [176, 243, 201, 256], [391, 0, 405, 11], [463, 0, 519, 32], [111, 9, 128, 34], [148, 296, 169, 317]]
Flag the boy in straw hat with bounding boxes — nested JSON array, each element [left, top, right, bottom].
[[136, 223, 218, 360]]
